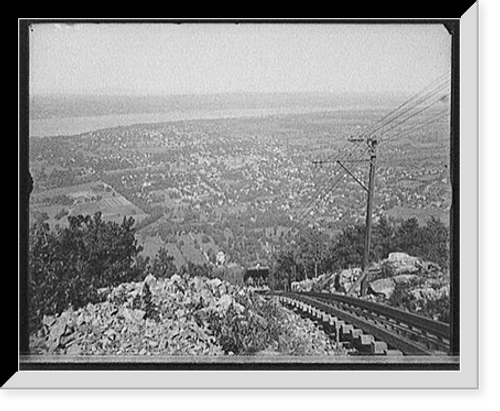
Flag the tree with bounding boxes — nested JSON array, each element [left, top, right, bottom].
[[420, 216, 450, 268], [393, 217, 422, 256], [272, 249, 302, 290], [371, 216, 395, 261], [330, 224, 365, 269], [179, 261, 213, 278], [28, 212, 143, 331], [295, 227, 329, 279], [149, 247, 177, 279]]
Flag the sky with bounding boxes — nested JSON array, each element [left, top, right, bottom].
[[29, 22, 451, 96]]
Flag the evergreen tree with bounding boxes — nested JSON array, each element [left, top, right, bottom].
[[28, 212, 143, 330], [394, 217, 422, 256], [372, 216, 395, 261], [420, 216, 450, 268], [331, 224, 365, 269], [149, 247, 177, 279]]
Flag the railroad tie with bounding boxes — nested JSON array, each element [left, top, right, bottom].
[[356, 333, 375, 348], [370, 340, 388, 355], [340, 323, 354, 340], [349, 328, 364, 342]]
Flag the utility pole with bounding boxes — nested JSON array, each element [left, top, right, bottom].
[[348, 137, 378, 296], [311, 136, 378, 297]]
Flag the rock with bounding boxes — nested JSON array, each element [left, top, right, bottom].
[[144, 273, 157, 288], [200, 288, 214, 305], [254, 314, 268, 329], [216, 294, 234, 311], [191, 276, 204, 291], [49, 320, 67, 345], [59, 333, 76, 347], [134, 309, 146, 321], [208, 278, 222, 288], [104, 328, 118, 340], [386, 252, 420, 274], [233, 302, 245, 314], [42, 315, 56, 328], [119, 308, 135, 322], [66, 343, 82, 356], [369, 277, 396, 299]]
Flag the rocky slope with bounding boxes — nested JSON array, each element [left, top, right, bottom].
[[291, 252, 450, 323], [30, 274, 344, 356]]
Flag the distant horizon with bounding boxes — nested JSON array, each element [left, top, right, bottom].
[[30, 89, 417, 99]]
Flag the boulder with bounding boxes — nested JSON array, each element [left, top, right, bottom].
[[216, 294, 234, 311], [144, 273, 157, 288], [208, 278, 222, 288], [369, 277, 396, 299], [386, 252, 420, 275]]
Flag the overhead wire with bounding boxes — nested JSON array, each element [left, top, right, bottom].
[[364, 83, 450, 142], [370, 91, 450, 144], [272, 71, 451, 266], [290, 142, 369, 229], [382, 106, 450, 145], [357, 72, 451, 141], [294, 76, 450, 228], [284, 78, 450, 245]]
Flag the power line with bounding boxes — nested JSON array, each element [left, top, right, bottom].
[[315, 74, 450, 167], [382, 107, 450, 144], [271, 72, 452, 283], [287, 77, 450, 247], [357, 72, 450, 141], [291, 144, 370, 229], [365, 83, 450, 141], [289, 140, 367, 225], [371, 91, 450, 141]]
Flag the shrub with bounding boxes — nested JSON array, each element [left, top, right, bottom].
[[206, 295, 282, 355], [389, 280, 450, 323]]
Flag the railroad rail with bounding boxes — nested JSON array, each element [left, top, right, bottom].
[[273, 291, 450, 356]]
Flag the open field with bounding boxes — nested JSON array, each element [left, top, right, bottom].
[[30, 180, 149, 227]]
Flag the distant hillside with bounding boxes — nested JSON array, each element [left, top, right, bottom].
[[29, 92, 407, 120]]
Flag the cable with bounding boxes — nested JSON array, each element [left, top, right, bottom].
[[291, 143, 368, 225], [370, 91, 450, 142], [365, 83, 450, 142], [291, 139, 368, 225], [310, 71, 450, 168], [272, 72, 452, 268], [381, 107, 450, 144], [291, 145, 371, 232], [356, 72, 450, 141]]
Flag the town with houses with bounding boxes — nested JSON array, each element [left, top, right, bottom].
[[29, 110, 451, 271]]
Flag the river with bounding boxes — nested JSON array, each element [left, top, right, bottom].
[[28, 105, 384, 138]]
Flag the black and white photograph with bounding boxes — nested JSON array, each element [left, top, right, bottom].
[[14, 16, 479, 389]]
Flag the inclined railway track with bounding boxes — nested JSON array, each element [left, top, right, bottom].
[[275, 291, 450, 356]]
